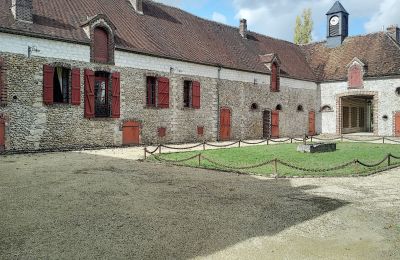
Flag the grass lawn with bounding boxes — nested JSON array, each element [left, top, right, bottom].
[[152, 143, 400, 177]]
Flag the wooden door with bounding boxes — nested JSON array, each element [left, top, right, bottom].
[[271, 110, 279, 138], [263, 110, 271, 139], [395, 112, 400, 137], [308, 111, 316, 136], [0, 118, 4, 151], [122, 121, 140, 145], [220, 108, 231, 141]]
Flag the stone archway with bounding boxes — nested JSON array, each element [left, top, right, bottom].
[[336, 91, 378, 135]]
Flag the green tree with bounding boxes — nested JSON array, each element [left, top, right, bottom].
[[294, 8, 313, 44]]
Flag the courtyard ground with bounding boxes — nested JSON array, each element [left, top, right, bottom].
[[0, 150, 399, 259]]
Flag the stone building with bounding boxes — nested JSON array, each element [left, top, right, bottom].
[[0, 0, 399, 152]]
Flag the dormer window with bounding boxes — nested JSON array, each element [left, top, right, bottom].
[[271, 62, 280, 92], [94, 27, 109, 64], [81, 14, 116, 65], [347, 58, 365, 89]]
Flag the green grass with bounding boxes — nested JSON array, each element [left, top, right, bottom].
[[152, 143, 400, 177]]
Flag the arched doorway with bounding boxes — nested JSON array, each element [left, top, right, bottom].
[[219, 108, 231, 141]]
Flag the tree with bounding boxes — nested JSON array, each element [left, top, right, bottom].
[[294, 8, 313, 44]]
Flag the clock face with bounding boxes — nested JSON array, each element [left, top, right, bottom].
[[330, 16, 339, 26]]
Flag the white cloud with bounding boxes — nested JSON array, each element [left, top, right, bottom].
[[364, 0, 400, 32], [212, 12, 228, 24]]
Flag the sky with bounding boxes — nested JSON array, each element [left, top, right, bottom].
[[154, 0, 400, 42]]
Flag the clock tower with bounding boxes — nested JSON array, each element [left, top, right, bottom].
[[326, 1, 349, 48]]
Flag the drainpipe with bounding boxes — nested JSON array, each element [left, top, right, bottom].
[[216, 66, 222, 141]]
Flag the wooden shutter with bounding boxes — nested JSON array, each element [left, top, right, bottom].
[[348, 65, 363, 88], [111, 72, 121, 118], [84, 69, 95, 118], [271, 110, 279, 138], [157, 77, 169, 108], [43, 65, 54, 105], [94, 27, 109, 63], [71, 68, 81, 105], [395, 112, 400, 137], [0, 118, 5, 149], [192, 81, 201, 109], [271, 63, 279, 92], [308, 111, 316, 136]]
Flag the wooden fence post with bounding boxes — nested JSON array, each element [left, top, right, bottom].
[[159, 145, 161, 154], [203, 142, 206, 151], [239, 140, 241, 148], [388, 154, 391, 167], [198, 154, 201, 166], [267, 139, 269, 145], [341, 135, 343, 142], [274, 159, 278, 176], [290, 138, 293, 144], [383, 136, 385, 144], [144, 148, 147, 160]]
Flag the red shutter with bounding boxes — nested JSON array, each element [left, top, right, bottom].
[[84, 69, 95, 118], [271, 63, 277, 92], [94, 27, 109, 63], [192, 81, 201, 109], [157, 77, 169, 108], [348, 65, 363, 88], [43, 65, 54, 105], [111, 72, 121, 118], [71, 68, 81, 105]]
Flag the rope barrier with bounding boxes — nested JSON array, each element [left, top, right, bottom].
[[161, 143, 204, 150], [201, 155, 276, 170], [389, 153, 400, 160], [356, 155, 390, 168], [205, 141, 240, 147], [342, 137, 383, 142], [145, 146, 160, 154], [240, 140, 269, 145], [311, 137, 342, 141], [153, 154, 200, 163], [277, 159, 355, 172], [384, 138, 400, 144], [269, 138, 291, 143]]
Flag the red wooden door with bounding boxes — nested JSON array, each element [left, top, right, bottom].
[[271, 110, 279, 138], [220, 108, 231, 141], [395, 112, 400, 137], [308, 111, 316, 136], [123, 121, 140, 145], [0, 118, 4, 150]]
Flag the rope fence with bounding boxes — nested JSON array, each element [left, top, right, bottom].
[[150, 152, 400, 177], [144, 135, 400, 158]]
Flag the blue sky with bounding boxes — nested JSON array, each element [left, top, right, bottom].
[[156, 0, 400, 42]]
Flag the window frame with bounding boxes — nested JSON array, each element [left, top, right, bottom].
[[146, 76, 157, 108], [94, 71, 111, 118], [53, 67, 71, 104], [270, 62, 280, 92]]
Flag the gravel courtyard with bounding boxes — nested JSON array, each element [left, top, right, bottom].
[[0, 150, 399, 259]]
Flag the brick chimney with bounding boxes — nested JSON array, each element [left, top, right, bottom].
[[130, 0, 143, 14], [387, 25, 400, 43], [239, 19, 247, 39], [11, 0, 33, 23]]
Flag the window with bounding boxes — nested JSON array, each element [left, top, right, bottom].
[[53, 67, 70, 103], [251, 103, 259, 111], [145, 76, 170, 109], [183, 80, 200, 109], [43, 65, 80, 105], [93, 27, 109, 64], [84, 69, 120, 118], [270, 62, 280, 92], [276, 104, 282, 111], [197, 126, 204, 136], [348, 64, 363, 88], [146, 76, 157, 107], [396, 87, 400, 96], [158, 127, 166, 138], [320, 105, 333, 112], [297, 105, 304, 112]]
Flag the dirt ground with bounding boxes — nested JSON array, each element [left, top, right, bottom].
[[0, 150, 399, 259]]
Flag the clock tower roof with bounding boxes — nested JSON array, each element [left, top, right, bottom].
[[326, 1, 349, 15]]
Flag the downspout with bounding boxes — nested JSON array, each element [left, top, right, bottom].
[[216, 66, 222, 141]]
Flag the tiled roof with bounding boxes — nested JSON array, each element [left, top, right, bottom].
[[0, 0, 316, 81], [300, 33, 400, 81]]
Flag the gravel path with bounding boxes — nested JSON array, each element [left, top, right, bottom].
[[0, 151, 399, 259]]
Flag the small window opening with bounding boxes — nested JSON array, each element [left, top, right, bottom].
[[297, 105, 304, 112], [383, 115, 389, 121], [197, 126, 204, 136], [146, 76, 157, 107], [320, 105, 333, 112], [158, 127, 166, 137], [251, 103, 259, 110], [396, 87, 400, 96], [276, 104, 282, 111], [183, 80, 192, 108], [94, 71, 110, 117], [53, 67, 70, 103]]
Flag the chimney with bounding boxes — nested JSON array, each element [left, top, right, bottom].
[[239, 19, 247, 39], [11, 0, 33, 23], [387, 25, 400, 43], [130, 0, 143, 14]]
